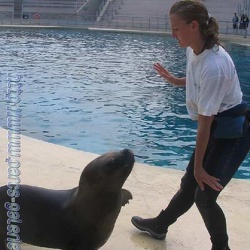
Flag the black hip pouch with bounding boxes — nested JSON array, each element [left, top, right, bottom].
[[213, 101, 249, 139]]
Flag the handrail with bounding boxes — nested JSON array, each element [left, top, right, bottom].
[[243, 0, 250, 16], [97, 0, 108, 14], [96, 0, 109, 18], [75, 0, 89, 13], [244, 0, 250, 8], [238, 4, 242, 15], [23, 3, 75, 8]]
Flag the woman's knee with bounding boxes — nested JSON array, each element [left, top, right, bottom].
[[195, 187, 219, 209]]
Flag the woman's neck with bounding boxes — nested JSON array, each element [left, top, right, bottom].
[[192, 39, 207, 55]]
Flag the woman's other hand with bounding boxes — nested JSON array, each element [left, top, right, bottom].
[[194, 167, 224, 191]]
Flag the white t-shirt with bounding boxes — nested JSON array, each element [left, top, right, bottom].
[[186, 45, 242, 120]]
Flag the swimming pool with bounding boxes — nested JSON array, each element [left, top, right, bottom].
[[0, 27, 249, 179]]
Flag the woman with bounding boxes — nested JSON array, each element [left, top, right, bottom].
[[131, 1, 250, 250]]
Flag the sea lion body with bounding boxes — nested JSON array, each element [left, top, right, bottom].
[[0, 149, 134, 250]]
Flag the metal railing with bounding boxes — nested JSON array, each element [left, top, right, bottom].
[[0, 11, 248, 38], [218, 20, 248, 38], [22, 3, 76, 11], [97, 15, 168, 31]]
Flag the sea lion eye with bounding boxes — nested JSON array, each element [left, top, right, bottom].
[[108, 158, 116, 166], [104, 158, 117, 172]]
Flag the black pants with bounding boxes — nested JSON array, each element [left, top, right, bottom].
[[159, 124, 250, 247]]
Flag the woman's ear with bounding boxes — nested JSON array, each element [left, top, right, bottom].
[[191, 20, 199, 30]]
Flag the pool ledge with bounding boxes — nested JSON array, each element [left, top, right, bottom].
[[0, 127, 249, 250], [88, 27, 250, 46]]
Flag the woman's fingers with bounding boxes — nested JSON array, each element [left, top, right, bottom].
[[204, 177, 224, 191], [195, 170, 224, 192], [154, 63, 170, 78], [198, 180, 205, 191]]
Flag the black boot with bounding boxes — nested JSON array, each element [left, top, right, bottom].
[[131, 210, 168, 240]]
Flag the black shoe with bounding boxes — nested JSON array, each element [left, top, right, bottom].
[[131, 215, 167, 240], [211, 246, 231, 250]]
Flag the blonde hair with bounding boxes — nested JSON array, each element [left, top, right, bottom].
[[169, 0, 221, 49]]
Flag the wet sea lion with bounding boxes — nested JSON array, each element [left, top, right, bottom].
[[0, 148, 134, 250]]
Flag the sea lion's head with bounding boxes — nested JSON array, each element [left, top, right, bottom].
[[79, 149, 134, 193]]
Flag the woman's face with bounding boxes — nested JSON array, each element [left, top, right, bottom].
[[170, 14, 197, 48]]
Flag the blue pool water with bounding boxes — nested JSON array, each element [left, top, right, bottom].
[[0, 27, 249, 179]]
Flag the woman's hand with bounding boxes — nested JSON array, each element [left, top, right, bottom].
[[194, 114, 223, 192], [155, 62, 223, 191], [153, 62, 186, 87], [154, 62, 174, 82], [194, 167, 224, 191]]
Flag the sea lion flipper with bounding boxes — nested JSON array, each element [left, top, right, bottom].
[[121, 189, 133, 206]]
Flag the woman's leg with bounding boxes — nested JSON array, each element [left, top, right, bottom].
[[131, 151, 198, 239], [195, 186, 227, 248], [195, 129, 250, 249], [158, 152, 198, 226]]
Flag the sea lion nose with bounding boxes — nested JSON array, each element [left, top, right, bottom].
[[122, 148, 132, 155], [122, 149, 134, 161]]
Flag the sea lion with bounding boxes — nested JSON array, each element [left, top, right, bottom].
[[0, 148, 134, 250]]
